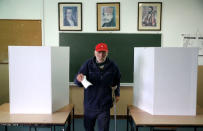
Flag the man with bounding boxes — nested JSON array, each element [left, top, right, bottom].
[[74, 43, 121, 131], [102, 7, 116, 27], [142, 6, 156, 26], [64, 8, 77, 26]]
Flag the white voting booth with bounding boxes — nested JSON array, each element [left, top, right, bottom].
[[9, 46, 69, 114], [134, 47, 198, 116]]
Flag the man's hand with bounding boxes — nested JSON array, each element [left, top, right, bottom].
[[77, 73, 84, 82], [77, 74, 92, 89], [115, 96, 120, 103]]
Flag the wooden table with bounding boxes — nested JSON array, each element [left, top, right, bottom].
[[0, 103, 74, 131], [127, 105, 203, 131]]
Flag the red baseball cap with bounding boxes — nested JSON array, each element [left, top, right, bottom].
[[95, 43, 108, 52]]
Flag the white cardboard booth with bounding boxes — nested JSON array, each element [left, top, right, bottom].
[[134, 47, 198, 116], [9, 46, 69, 114]]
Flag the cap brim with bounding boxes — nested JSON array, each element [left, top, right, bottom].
[[95, 49, 108, 52]]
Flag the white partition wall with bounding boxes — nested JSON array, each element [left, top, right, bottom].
[[9, 46, 69, 114], [134, 47, 198, 116]]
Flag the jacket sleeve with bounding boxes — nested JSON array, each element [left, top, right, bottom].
[[74, 60, 89, 87], [113, 64, 121, 97]]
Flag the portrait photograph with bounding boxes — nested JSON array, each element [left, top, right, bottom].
[[138, 2, 162, 31], [58, 3, 82, 31], [97, 3, 120, 31]]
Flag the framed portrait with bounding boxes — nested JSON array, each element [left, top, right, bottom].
[[97, 3, 120, 31], [58, 3, 82, 31], [138, 2, 162, 31]]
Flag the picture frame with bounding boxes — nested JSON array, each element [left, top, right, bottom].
[[138, 2, 162, 31], [58, 3, 82, 31], [97, 3, 120, 31]]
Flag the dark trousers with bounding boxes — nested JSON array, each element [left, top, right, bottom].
[[84, 108, 110, 131]]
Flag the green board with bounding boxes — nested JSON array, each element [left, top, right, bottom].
[[59, 33, 161, 83]]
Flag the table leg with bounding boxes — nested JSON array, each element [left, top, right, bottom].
[[130, 116, 134, 131], [5, 126, 7, 131], [135, 126, 138, 131], [72, 108, 74, 131], [65, 124, 67, 131], [68, 114, 71, 131], [127, 107, 129, 131], [194, 127, 196, 131]]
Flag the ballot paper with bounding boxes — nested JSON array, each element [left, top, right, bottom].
[[81, 75, 92, 89]]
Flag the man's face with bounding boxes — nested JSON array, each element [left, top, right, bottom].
[[148, 7, 153, 12], [94, 51, 108, 63], [66, 9, 72, 19], [103, 7, 113, 23], [103, 12, 113, 23]]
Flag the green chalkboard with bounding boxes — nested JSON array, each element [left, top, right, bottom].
[[59, 33, 161, 83]]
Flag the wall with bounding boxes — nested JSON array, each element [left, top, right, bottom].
[[162, 0, 203, 47], [0, 65, 9, 105], [162, 0, 203, 65], [0, 0, 43, 105], [197, 66, 203, 106], [43, 0, 203, 64], [0, 0, 44, 44], [0, 0, 43, 19], [0, 0, 203, 57]]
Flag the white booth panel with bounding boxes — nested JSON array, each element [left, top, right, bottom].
[[134, 48, 155, 114], [9, 46, 69, 114], [154, 48, 198, 115], [134, 47, 198, 116], [51, 47, 69, 112]]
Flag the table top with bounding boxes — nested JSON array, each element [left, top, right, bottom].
[[0, 103, 74, 125], [128, 105, 203, 126]]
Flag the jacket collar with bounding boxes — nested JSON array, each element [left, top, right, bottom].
[[92, 57, 111, 71]]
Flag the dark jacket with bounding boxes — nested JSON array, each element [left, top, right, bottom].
[[64, 18, 77, 26], [74, 57, 121, 111], [102, 19, 116, 27]]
